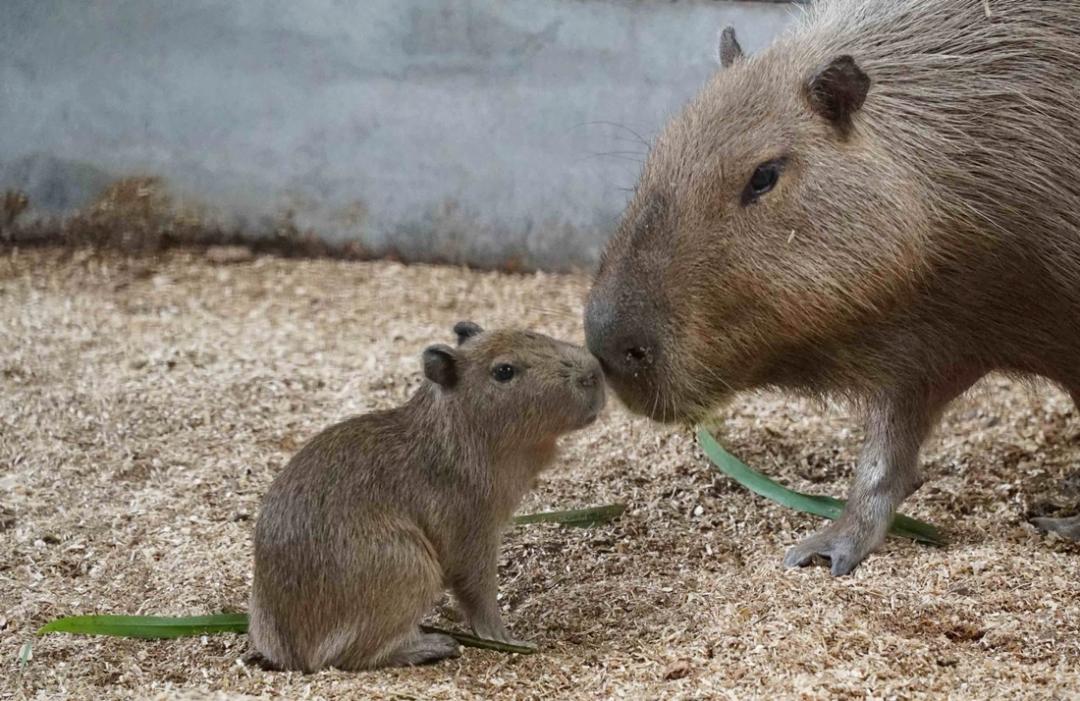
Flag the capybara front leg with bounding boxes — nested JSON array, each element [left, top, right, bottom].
[[784, 391, 939, 576], [1029, 385, 1080, 540], [450, 536, 535, 649]]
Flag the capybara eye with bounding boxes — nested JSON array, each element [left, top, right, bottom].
[[743, 160, 783, 205], [491, 364, 516, 382]]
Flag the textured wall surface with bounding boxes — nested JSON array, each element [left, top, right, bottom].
[[0, 0, 800, 269]]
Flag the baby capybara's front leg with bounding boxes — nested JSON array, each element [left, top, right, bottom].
[[448, 534, 535, 649], [783, 388, 955, 575]]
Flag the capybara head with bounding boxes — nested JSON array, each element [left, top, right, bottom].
[[423, 321, 605, 444], [585, 27, 935, 422]]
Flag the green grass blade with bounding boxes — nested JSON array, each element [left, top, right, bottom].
[[37, 613, 249, 639], [696, 428, 945, 546], [37, 613, 537, 656], [513, 503, 625, 527], [420, 625, 537, 655]]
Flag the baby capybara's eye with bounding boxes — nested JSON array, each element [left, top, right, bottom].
[[491, 364, 516, 382], [743, 159, 784, 204]]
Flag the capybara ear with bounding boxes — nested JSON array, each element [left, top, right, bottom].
[[805, 55, 871, 137], [423, 344, 458, 388], [453, 321, 484, 345], [716, 26, 744, 68]]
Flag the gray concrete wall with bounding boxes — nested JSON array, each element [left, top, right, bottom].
[[0, 0, 801, 270]]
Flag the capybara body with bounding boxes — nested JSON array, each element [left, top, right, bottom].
[[585, 0, 1080, 574], [249, 323, 604, 671]]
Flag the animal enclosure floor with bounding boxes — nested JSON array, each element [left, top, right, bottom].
[[3, 249, 1079, 700]]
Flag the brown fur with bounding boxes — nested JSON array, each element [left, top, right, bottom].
[[249, 324, 604, 671], [585, 0, 1080, 575]]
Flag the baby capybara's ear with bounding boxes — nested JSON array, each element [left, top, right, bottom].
[[423, 344, 459, 388], [453, 321, 484, 345], [716, 26, 744, 69]]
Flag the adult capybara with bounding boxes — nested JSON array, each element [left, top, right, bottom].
[[249, 323, 604, 671], [584, 0, 1080, 575]]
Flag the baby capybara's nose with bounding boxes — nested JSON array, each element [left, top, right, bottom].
[[577, 368, 600, 389], [584, 295, 657, 379]]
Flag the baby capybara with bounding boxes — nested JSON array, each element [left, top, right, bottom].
[[249, 323, 604, 670]]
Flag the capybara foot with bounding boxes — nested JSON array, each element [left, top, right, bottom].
[[470, 619, 535, 649], [241, 649, 281, 672], [505, 638, 537, 651], [468, 613, 535, 648], [1032, 515, 1080, 540], [784, 521, 878, 576], [478, 630, 536, 651], [385, 632, 462, 667]]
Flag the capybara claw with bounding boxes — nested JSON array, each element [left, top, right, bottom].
[[783, 526, 869, 576], [506, 638, 538, 651]]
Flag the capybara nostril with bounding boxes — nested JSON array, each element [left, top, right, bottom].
[[588, 333, 657, 380], [577, 369, 599, 388], [624, 346, 652, 368]]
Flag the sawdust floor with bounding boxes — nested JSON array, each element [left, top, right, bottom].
[[2, 249, 1080, 700]]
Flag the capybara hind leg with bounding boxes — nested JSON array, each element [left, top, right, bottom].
[[241, 649, 282, 672], [383, 632, 461, 667], [1032, 515, 1080, 540]]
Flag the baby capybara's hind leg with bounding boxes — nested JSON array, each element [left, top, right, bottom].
[[382, 631, 461, 667]]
